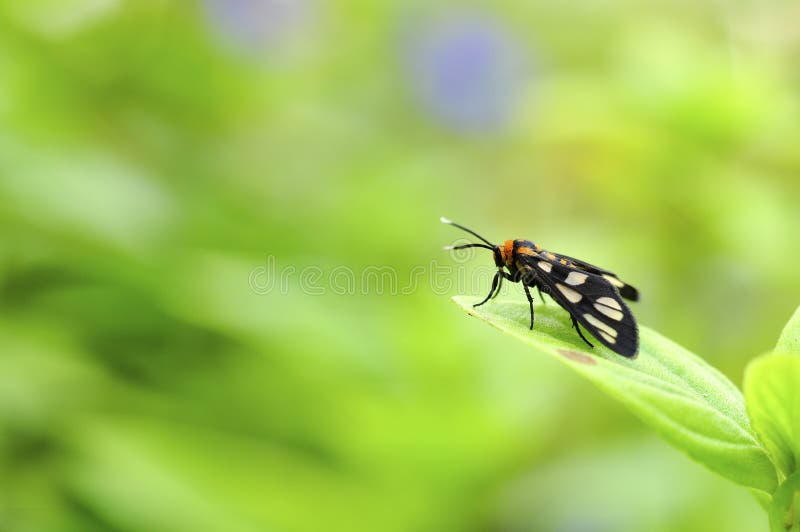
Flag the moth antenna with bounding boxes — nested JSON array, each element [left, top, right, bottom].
[[444, 243, 493, 251], [440, 217, 494, 247]]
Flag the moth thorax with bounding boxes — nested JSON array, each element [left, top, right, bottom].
[[503, 240, 515, 267]]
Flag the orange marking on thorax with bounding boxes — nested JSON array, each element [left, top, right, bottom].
[[504, 240, 515, 267]]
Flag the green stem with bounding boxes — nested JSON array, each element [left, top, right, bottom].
[[770, 471, 800, 531]]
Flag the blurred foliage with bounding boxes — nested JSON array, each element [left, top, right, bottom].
[[1, 1, 800, 531]]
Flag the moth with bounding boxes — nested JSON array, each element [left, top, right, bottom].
[[442, 217, 640, 358]]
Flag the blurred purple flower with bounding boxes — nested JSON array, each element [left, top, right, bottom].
[[204, 0, 309, 52], [403, 14, 527, 134]]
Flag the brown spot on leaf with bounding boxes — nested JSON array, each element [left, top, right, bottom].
[[558, 349, 596, 365]]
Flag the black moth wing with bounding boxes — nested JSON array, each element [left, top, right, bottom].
[[521, 254, 639, 358], [548, 252, 639, 302]]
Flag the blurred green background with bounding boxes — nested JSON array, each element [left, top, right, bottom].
[[1, 1, 799, 530]]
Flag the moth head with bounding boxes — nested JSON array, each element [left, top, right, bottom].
[[493, 245, 504, 268]]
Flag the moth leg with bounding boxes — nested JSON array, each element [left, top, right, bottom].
[[523, 285, 535, 330], [491, 272, 503, 300], [474, 271, 500, 308], [536, 285, 546, 304], [524, 276, 546, 304], [571, 315, 595, 348]]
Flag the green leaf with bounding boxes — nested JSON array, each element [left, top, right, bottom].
[[453, 296, 777, 494], [744, 353, 800, 481], [777, 306, 800, 355], [769, 471, 800, 532]]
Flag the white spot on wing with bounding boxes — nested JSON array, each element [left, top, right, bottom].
[[603, 274, 625, 288], [599, 331, 617, 344], [594, 304, 624, 321], [596, 296, 622, 310], [565, 271, 588, 286], [557, 283, 582, 303], [537, 261, 552, 273], [583, 313, 617, 338]]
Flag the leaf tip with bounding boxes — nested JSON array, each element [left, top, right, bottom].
[[776, 304, 800, 355]]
